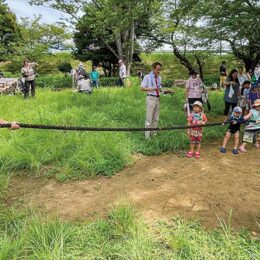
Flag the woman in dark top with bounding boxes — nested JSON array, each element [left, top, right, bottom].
[[223, 69, 240, 119]]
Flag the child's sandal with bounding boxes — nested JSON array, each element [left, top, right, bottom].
[[194, 152, 200, 159], [239, 146, 247, 152], [186, 151, 193, 158]]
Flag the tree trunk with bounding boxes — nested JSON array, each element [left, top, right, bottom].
[[229, 40, 260, 72], [194, 54, 204, 81], [125, 22, 135, 77], [172, 43, 195, 75], [115, 33, 123, 60]]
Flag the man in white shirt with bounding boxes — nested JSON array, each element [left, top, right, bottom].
[[141, 62, 163, 139], [118, 60, 127, 87]]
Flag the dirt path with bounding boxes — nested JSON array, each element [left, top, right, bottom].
[[6, 144, 260, 232]]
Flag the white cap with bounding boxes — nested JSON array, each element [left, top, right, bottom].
[[118, 60, 123, 64]]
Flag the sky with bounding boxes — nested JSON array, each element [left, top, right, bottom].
[[5, 0, 68, 24]]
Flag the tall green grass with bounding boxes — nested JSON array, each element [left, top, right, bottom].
[[0, 204, 259, 259], [0, 80, 226, 180]]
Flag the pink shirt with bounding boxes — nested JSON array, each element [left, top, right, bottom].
[[186, 77, 203, 99]]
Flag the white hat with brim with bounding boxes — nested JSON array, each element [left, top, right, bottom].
[[118, 60, 123, 63], [192, 101, 203, 110], [252, 99, 260, 107]]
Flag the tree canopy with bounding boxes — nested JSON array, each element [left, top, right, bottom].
[[0, 0, 20, 61]]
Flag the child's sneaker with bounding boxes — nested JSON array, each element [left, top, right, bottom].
[[232, 149, 239, 155], [220, 147, 226, 153], [186, 151, 193, 158], [194, 152, 200, 158]]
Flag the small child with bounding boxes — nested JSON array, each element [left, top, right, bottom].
[[220, 107, 245, 154], [239, 99, 260, 151], [90, 66, 100, 88], [186, 101, 207, 159], [240, 80, 251, 116]]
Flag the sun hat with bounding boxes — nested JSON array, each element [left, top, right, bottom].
[[118, 60, 123, 64], [192, 101, 203, 110], [233, 106, 242, 114], [252, 99, 260, 107]]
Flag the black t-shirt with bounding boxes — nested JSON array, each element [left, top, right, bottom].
[[220, 65, 227, 76], [228, 116, 245, 133]]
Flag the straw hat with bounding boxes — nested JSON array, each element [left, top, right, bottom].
[[192, 101, 203, 111], [253, 99, 260, 107]]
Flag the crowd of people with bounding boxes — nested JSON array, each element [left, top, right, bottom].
[[1, 59, 260, 159], [141, 61, 260, 158]]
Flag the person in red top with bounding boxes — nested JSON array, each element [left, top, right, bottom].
[[186, 101, 208, 158]]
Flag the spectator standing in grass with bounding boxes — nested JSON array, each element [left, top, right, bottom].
[[90, 66, 100, 88], [76, 62, 89, 81], [223, 69, 240, 119], [219, 61, 227, 89], [185, 70, 203, 113], [21, 59, 38, 99], [118, 60, 127, 87], [237, 66, 248, 88], [141, 62, 163, 139]]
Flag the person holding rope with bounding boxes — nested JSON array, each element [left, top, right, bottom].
[[186, 101, 208, 158], [220, 106, 246, 154], [0, 120, 19, 130], [21, 59, 38, 99], [141, 62, 163, 139], [239, 99, 260, 151]]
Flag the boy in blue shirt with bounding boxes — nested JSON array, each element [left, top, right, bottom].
[[90, 66, 100, 88]]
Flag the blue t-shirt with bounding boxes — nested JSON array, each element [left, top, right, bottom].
[[90, 71, 99, 81], [249, 90, 260, 104]]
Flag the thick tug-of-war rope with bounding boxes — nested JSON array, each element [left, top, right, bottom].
[[0, 121, 255, 132]]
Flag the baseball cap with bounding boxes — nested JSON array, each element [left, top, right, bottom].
[[233, 106, 242, 113]]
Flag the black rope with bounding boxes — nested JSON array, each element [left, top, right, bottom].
[[0, 122, 226, 132]]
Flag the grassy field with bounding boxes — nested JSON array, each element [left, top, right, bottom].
[[0, 79, 225, 182], [0, 80, 259, 259], [0, 203, 259, 259]]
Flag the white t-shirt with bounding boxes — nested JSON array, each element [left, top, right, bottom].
[[238, 74, 248, 86], [119, 64, 126, 79]]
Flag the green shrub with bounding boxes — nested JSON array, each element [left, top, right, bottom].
[[58, 62, 73, 75], [36, 75, 72, 88]]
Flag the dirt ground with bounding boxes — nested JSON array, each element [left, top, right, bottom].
[[5, 144, 260, 232]]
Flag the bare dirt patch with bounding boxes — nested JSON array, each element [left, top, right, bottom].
[[5, 144, 260, 232]]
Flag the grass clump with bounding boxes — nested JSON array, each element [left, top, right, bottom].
[[0, 204, 259, 259]]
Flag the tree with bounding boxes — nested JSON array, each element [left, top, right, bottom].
[[197, 0, 260, 71], [0, 0, 20, 61], [18, 16, 72, 60], [30, 0, 159, 76], [5, 15, 72, 73], [143, 0, 203, 75]]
